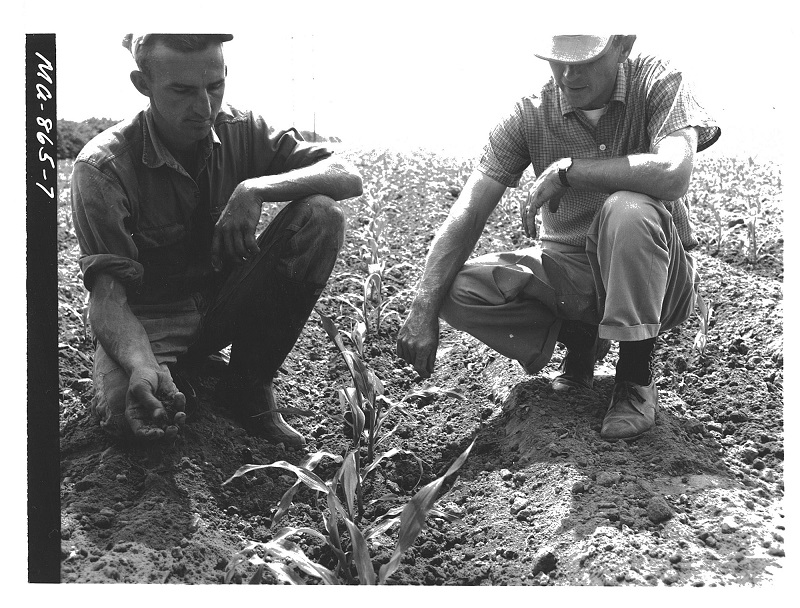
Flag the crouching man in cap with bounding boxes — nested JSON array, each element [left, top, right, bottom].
[[71, 34, 363, 446], [397, 35, 720, 441]]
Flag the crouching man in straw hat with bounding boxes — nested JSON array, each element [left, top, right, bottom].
[[397, 35, 720, 441], [71, 34, 363, 446]]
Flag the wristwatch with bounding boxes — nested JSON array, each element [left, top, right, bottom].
[[557, 157, 573, 188]]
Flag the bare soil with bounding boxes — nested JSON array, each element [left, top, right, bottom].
[[56, 149, 786, 586]]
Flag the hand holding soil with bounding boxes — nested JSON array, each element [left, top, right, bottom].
[[126, 366, 186, 440]]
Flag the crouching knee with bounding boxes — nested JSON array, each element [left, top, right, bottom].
[[601, 190, 662, 231], [299, 194, 346, 247]]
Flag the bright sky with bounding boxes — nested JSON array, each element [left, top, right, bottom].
[[46, 2, 788, 160]]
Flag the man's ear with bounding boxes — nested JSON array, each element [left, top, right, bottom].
[[130, 70, 151, 97], [616, 35, 637, 63]]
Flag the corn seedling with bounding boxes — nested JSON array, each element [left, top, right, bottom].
[[223, 439, 475, 584], [692, 293, 713, 359], [744, 195, 763, 264], [318, 309, 463, 463]]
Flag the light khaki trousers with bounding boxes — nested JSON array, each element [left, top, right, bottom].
[[440, 191, 698, 374]]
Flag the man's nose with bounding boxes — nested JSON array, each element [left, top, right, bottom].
[[193, 91, 212, 118], [563, 63, 579, 80]]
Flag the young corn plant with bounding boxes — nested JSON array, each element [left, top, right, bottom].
[[223, 438, 475, 584], [317, 309, 463, 468], [357, 178, 406, 337], [692, 293, 713, 360], [744, 195, 763, 264]]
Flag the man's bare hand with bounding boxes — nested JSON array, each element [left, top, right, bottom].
[[211, 182, 263, 270], [396, 309, 440, 378], [125, 364, 186, 441], [520, 162, 567, 238]]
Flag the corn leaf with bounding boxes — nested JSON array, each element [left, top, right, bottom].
[[222, 463, 273, 485], [317, 308, 341, 341], [343, 351, 374, 405], [334, 295, 365, 321], [375, 420, 403, 446], [340, 387, 365, 441], [351, 321, 367, 356], [363, 515, 401, 541], [693, 294, 713, 356], [271, 479, 303, 528], [341, 451, 360, 520], [267, 537, 339, 585], [265, 562, 306, 585], [372, 216, 387, 240], [368, 368, 385, 397], [222, 448, 340, 489], [248, 461, 330, 494], [298, 450, 344, 471], [224, 551, 250, 583], [428, 507, 465, 525], [272, 526, 328, 545], [365, 272, 383, 299], [317, 309, 350, 354], [248, 554, 266, 567], [378, 439, 475, 584], [344, 517, 377, 585], [323, 490, 350, 579], [248, 564, 265, 584], [367, 495, 402, 508], [361, 447, 403, 479]]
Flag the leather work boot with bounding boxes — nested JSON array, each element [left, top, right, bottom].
[[600, 380, 658, 441], [224, 375, 306, 448], [551, 337, 611, 393]]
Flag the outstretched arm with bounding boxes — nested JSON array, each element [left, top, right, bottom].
[[89, 274, 185, 440], [522, 127, 699, 235], [396, 170, 507, 377], [212, 156, 363, 268]]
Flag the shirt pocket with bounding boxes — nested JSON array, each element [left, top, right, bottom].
[[132, 223, 189, 283]]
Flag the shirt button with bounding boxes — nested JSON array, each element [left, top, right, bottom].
[[599, 144, 607, 151]]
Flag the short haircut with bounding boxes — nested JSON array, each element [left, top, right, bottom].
[[136, 34, 228, 76]]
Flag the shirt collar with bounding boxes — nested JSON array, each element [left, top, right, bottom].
[[558, 62, 628, 116], [141, 106, 221, 170]]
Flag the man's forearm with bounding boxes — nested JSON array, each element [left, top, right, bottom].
[[243, 156, 363, 203], [412, 212, 484, 313], [568, 154, 690, 201], [567, 128, 698, 201], [89, 275, 158, 377], [412, 172, 506, 316]]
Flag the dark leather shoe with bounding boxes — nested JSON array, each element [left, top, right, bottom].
[[601, 380, 657, 441], [552, 338, 611, 393], [218, 375, 306, 448]]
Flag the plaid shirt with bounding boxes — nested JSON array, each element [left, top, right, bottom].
[[478, 53, 721, 249]]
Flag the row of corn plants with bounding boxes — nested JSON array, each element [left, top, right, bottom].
[[690, 155, 780, 265], [223, 310, 470, 584]]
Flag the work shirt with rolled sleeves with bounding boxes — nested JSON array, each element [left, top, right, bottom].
[[71, 104, 333, 305]]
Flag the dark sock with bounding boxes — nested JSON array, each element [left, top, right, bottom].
[[557, 320, 598, 352], [616, 338, 657, 385]]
